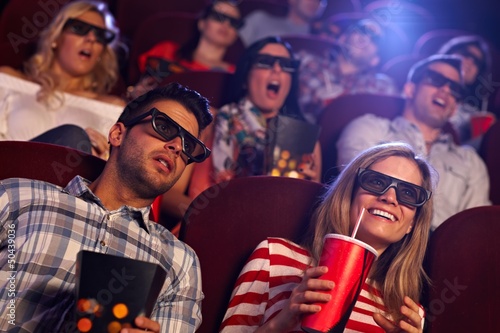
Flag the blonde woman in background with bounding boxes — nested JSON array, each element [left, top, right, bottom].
[[0, 0, 125, 158]]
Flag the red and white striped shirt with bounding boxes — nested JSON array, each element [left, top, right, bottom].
[[220, 237, 389, 333]]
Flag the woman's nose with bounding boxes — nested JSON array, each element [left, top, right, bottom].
[[271, 60, 283, 73], [378, 187, 398, 205], [84, 29, 97, 42]]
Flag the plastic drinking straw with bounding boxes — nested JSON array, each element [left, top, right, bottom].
[[351, 208, 366, 239]]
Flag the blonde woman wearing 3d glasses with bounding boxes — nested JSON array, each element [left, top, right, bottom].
[[0, 1, 125, 159]]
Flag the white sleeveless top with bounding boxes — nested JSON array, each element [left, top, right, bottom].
[[0, 73, 123, 141]]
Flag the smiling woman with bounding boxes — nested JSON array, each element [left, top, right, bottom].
[[220, 142, 435, 333], [0, 0, 125, 159]]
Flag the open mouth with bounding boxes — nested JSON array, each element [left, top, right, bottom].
[[369, 208, 396, 222], [432, 97, 446, 108], [267, 82, 280, 94], [156, 158, 172, 172], [79, 49, 91, 59]]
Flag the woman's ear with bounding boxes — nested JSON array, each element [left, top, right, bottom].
[[198, 18, 206, 33]]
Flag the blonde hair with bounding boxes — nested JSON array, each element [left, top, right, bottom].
[[24, 0, 120, 106], [303, 142, 436, 323]]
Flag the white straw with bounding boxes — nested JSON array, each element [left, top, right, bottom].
[[351, 208, 366, 239]]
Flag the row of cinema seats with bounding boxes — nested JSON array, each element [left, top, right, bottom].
[[2, 140, 499, 333]]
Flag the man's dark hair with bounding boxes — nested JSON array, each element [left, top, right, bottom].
[[118, 83, 213, 135], [407, 54, 463, 85]]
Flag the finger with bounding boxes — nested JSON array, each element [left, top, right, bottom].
[[305, 266, 328, 278], [399, 318, 420, 333], [403, 296, 420, 312], [301, 290, 331, 304], [401, 296, 423, 329], [132, 316, 160, 332], [295, 266, 330, 293], [290, 302, 322, 314], [373, 313, 397, 332]]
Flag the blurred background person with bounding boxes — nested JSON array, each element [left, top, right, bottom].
[[297, 19, 399, 124], [210, 36, 322, 185], [129, 0, 242, 99], [239, 0, 327, 47], [438, 35, 494, 146], [0, 0, 124, 159], [337, 54, 491, 230]]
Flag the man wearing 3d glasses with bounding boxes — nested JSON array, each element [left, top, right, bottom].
[[0, 83, 213, 332], [337, 54, 491, 231]]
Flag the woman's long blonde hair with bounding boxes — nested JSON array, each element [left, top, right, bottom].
[[303, 142, 436, 323], [24, 0, 120, 105]]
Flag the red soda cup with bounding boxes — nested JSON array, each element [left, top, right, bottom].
[[301, 234, 378, 333], [470, 112, 496, 138]]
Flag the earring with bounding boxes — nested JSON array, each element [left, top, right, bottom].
[[51, 42, 57, 48]]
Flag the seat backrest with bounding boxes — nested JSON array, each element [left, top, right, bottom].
[[318, 94, 405, 182], [115, 0, 208, 41], [0, 0, 71, 69], [381, 53, 423, 90], [159, 71, 233, 109], [320, 0, 362, 19], [479, 120, 500, 204], [238, 0, 288, 18], [0, 0, 70, 44], [423, 206, 500, 332], [281, 34, 337, 58], [127, 11, 198, 85], [412, 28, 472, 58], [0, 141, 105, 185], [179, 176, 325, 333]]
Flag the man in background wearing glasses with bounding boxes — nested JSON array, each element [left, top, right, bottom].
[[0, 83, 213, 332], [336, 54, 491, 231]]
